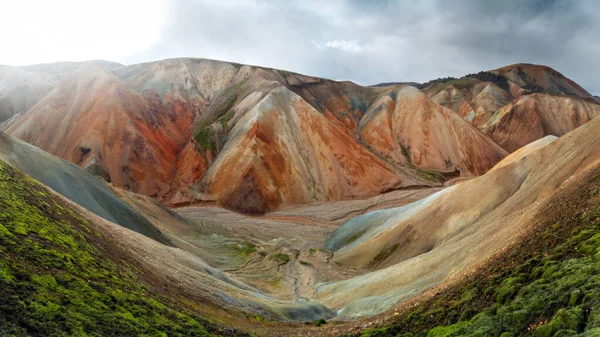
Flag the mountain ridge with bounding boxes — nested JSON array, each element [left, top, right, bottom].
[[1, 58, 598, 214]]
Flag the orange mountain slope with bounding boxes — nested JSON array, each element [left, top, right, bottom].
[[424, 63, 599, 152], [5, 59, 596, 213]]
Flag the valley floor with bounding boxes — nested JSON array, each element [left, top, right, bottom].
[[158, 188, 442, 305]]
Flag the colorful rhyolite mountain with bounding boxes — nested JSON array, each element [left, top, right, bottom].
[[322, 115, 600, 317], [425, 64, 600, 151], [1, 102, 599, 335], [2, 60, 598, 214], [1, 58, 600, 336]]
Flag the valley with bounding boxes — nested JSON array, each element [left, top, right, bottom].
[[0, 58, 599, 336]]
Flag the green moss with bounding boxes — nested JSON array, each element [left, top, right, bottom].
[[315, 318, 328, 327], [416, 168, 443, 182], [426, 321, 469, 337], [0, 260, 14, 282], [274, 253, 291, 264], [219, 109, 236, 131], [494, 277, 522, 304], [238, 242, 257, 258], [197, 78, 248, 133], [532, 307, 584, 337], [400, 144, 412, 164], [194, 127, 217, 153], [0, 161, 230, 336]]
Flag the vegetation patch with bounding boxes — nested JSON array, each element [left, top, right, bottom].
[[417, 77, 457, 90], [416, 168, 444, 182], [0, 161, 235, 336], [194, 127, 217, 153], [464, 71, 510, 91], [400, 144, 412, 164], [273, 253, 291, 264], [199, 78, 249, 130], [305, 318, 328, 327], [237, 242, 257, 258], [372, 244, 399, 265], [316, 318, 328, 327], [346, 231, 366, 245], [219, 109, 236, 131]]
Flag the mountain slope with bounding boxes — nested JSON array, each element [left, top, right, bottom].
[[492, 63, 593, 98], [6, 64, 206, 201], [0, 159, 229, 336], [0, 61, 123, 127], [359, 86, 508, 176], [199, 86, 413, 214], [4, 58, 512, 213], [0, 131, 171, 245], [425, 64, 600, 152], [319, 114, 600, 317], [481, 93, 600, 152], [428, 77, 512, 128], [360, 165, 600, 337]]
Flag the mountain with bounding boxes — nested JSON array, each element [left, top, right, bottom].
[[320, 114, 600, 317], [1, 57, 600, 336], [0, 61, 122, 126], [492, 63, 592, 97], [359, 86, 507, 176], [595, 95, 600, 103], [427, 76, 512, 128], [0, 66, 52, 123], [4, 58, 510, 213], [5, 64, 205, 202], [370, 81, 421, 88], [425, 63, 600, 151], [481, 93, 600, 152]]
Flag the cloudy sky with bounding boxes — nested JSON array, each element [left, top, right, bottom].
[[2, 0, 599, 94]]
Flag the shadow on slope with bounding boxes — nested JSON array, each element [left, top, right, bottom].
[[0, 131, 171, 245]]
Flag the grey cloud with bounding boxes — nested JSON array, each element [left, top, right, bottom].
[[125, 0, 600, 94]]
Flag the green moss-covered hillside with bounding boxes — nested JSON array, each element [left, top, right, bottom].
[[359, 170, 600, 337], [0, 160, 226, 336]]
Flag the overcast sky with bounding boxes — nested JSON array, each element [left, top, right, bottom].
[[2, 0, 598, 94]]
